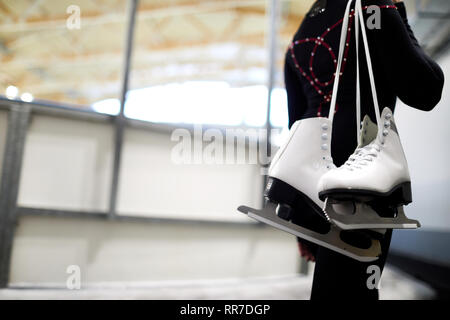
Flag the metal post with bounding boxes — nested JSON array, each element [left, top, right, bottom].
[[262, 0, 280, 205], [109, 0, 138, 217], [0, 104, 31, 288]]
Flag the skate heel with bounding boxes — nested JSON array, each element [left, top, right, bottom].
[[264, 177, 298, 207], [275, 204, 292, 221], [264, 177, 297, 221], [391, 182, 412, 205], [264, 177, 330, 233], [400, 182, 412, 204]]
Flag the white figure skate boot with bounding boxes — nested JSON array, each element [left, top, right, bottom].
[[318, 110, 421, 229], [318, 0, 420, 230], [238, 115, 382, 262], [238, 0, 382, 262]]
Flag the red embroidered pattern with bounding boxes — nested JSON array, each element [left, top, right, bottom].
[[289, 5, 397, 116]]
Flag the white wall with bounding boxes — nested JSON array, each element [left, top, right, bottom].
[[395, 52, 450, 231], [16, 115, 262, 222], [17, 115, 113, 212], [1, 112, 296, 285], [9, 216, 298, 285], [117, 127, 262, 222]]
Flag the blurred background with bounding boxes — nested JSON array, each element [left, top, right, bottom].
[[0, 0, 448, 299]]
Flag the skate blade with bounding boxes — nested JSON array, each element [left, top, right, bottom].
[[323, 199, 421, 230], [237, 203, 381, 262]]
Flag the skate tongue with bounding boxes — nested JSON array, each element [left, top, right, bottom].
[[358, 115, 377, 148], [346, 115, 379, 167]]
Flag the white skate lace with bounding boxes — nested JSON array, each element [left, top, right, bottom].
[[344, 143, 380, 169]]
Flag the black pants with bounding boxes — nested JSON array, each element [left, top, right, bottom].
[[310, 229, 393, 300], [291, 197, 393, 300]]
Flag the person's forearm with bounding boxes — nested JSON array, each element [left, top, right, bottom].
[[370, 0, 444, 110], [393, 1, 421, 48]]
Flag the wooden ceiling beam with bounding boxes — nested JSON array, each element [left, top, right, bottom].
[[0, 0, 268, 33]]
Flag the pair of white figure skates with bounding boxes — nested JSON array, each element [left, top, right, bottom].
[[238, 0, 420, 262]]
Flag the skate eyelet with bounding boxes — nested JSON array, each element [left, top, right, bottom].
[[321, 144, 328, 150]]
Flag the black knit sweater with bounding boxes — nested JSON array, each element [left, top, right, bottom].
[[285, 0, 444, 166]]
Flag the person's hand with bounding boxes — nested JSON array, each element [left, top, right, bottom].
[[392, 0, 403, 3], [298, 241, 316, 262]]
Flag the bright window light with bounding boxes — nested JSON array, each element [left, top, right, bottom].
[[92, 98, 120, 115], [239, 85, 268, 127], [270, 88, 288, 128], [91, 82, 289, 128], [5, 85, 19, 99], [125, 82, 244, 126], [20, 92, 34, 102]]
